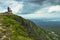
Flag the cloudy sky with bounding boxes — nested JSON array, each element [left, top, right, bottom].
[[0, 0, 60, 19]]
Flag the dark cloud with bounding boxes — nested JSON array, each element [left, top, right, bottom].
[[45, 0, 60, 5], [19, 3, 40, 14], [15, 0, 46, 14], [15, 0, 45, 4], [15, 0, 60, 5], [15, 0, 60, 14]]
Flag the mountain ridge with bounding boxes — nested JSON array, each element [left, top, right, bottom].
[[0, 13, 59, 40]]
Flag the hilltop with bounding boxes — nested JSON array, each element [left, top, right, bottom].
[[0, 13, 59, 40]]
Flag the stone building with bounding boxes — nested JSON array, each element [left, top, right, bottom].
[[5, 7, 12, 14]]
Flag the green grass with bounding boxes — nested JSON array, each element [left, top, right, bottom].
[[0, 13, 60, 40], [0, 14, 33, 40]]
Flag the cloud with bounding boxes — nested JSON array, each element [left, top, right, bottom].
[[20, 9, 48, 19], [0, 0, 60, 19], [20, 13, 41, 19], [20, 3, 40, 14], [0, 0, 24, 13], [16, 0, 45, 4], [48, 5, 60, 12], [20, 5, 60, 19], [16, 0, 60, 5], [0, 7, 6, 12], [9, 1, 24, 13], [16, 0, 60, 14]]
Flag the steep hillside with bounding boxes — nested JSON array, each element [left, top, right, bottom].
[[0, 13, 59, 40], [31, 19, 60, 40]]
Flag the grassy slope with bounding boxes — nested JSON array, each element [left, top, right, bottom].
[[0, 14, 33, 40], [0, 13, 59, 40], [43, 27, 60, 40]]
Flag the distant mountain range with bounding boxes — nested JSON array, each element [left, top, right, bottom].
[[31, 19, 60, 39], [31, 19, 60, 27]]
